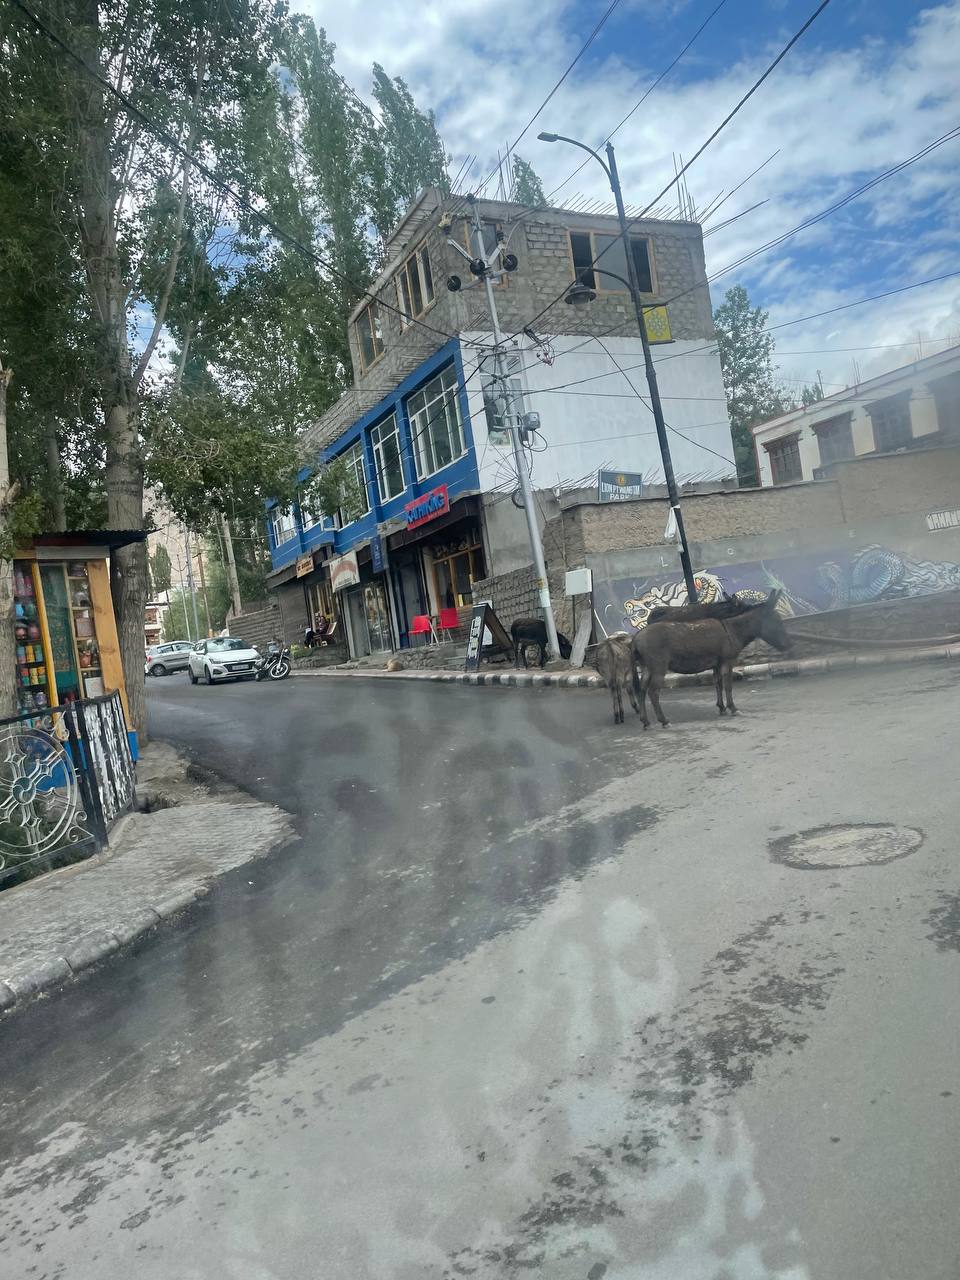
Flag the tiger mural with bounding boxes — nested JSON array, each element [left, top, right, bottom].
[[620, 573, 769, 632]]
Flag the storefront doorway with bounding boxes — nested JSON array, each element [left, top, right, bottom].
[[343, 579, 393, 657], [432, 536, 485, 611]]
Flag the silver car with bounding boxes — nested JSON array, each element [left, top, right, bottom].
[[145, 641, 196, 676]]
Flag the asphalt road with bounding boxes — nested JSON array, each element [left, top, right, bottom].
[[1, 665, 958, 1279]]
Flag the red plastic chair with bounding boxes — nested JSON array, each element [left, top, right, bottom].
[[410, 614, 434, 646], [437, 607, 459, 641]]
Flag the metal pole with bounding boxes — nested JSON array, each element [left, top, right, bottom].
[[183, 528, 201, 641], [605, 142, 698, 605], [194, 533, 212, 636], [468, 197, 561, 659]]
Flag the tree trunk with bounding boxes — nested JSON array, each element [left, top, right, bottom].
[[0, 364, 16, 718], [45, 419, 66, 531], [220, 514, 242, 618], [195, 535, 211, 636]]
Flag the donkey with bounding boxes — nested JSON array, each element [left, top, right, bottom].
[[595, 633, 640, 724], [631, 589, 791, 727], [645, 596, 752, 627]]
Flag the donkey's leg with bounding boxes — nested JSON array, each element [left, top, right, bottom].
[[714, 663, 725, 715], [612, 683, 623, 724], [627, 672, 641, 717], [637, 666, 651, 729], [648, 662, 670, 727], [723, 662, 737, 714]]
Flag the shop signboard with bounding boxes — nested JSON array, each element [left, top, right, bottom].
[[598, 469, 644, 502], [295, 553, 314, 578], [371, 533, 387, 574], [464, 603, 513, 672], [404, 483, 449, 531], [329, 550, 360, 593]]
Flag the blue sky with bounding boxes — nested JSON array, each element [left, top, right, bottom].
[[297, 0, 960, 393]]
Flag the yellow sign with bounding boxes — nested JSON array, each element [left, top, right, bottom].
[[295, 554, 314, 579], [642, 305, 672, 343]]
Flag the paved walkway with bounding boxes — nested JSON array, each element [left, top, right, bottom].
[[294, 640, 960, 689], [0, 760, 293, 1012]]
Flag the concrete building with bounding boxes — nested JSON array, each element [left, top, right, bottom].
[[752, 344, 960, 486], [265, 188, 733, 656]]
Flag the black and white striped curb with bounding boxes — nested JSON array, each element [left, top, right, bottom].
[[294, 641, 960, 691]]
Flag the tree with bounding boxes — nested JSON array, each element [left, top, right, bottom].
[[511, 155, 545, 206], [800, 382, 824, 407], [713, 285, 793, 486], [150, 545, 172, 596], [366, 63, 449, 244]]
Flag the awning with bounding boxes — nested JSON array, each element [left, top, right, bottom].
[[30, 529, 148, 551]]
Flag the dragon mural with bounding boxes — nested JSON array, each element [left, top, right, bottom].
[[601, 545, 960, 634]]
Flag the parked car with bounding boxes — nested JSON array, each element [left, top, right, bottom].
[[188, 637, 261, 685], [145, 641, 196, 677]]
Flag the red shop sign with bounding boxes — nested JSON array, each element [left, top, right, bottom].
[[404, 484, 450, 531]]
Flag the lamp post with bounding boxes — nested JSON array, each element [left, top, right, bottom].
[[538, 132, 698, 604]]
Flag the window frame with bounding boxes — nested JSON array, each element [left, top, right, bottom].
[[406, 364, 466, 481], [338, 441, 370, 524], [354, 300, 385, 371], [270, 506, 297, 546], [395, 244, 435, 327], [763, 433, 803, 485], [868, 392, 913, 454], [370, 411, 406, 503], [812, 414, 855, 466], [567, 228, 655, 295]]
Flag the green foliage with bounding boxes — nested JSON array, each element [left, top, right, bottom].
[[201, 531, 267, 630], [300, 457, 364, 526], [800, 382, 824, 407], [161, 588, 197, 642], [713, 285, 794, 486], [150, 545, 173, 595], [511, 155, 545, 206], [0, 491, 45, 561]]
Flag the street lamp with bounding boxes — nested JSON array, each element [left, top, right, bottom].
[[538, 132, 698, 605]]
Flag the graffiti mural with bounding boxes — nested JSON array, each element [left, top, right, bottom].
[[598, 545, 960, 633]]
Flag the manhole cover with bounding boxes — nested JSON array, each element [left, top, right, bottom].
[[769, 823, 923, 870]]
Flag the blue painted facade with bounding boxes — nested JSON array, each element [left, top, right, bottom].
[[266, 339, 480, 572]]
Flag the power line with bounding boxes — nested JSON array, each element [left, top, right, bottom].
[[475, 0, 625, 196], [543, 0, 731, 204], [10, 0, 463, 350], [516, 0, 834, 337]]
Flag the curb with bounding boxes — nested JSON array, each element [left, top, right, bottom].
[[0, 888, 207, 1017], [294, 641, 960, 691]]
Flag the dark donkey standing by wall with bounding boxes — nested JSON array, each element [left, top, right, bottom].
[[631, 590, 791, 727], [511, 617, 573, 668]]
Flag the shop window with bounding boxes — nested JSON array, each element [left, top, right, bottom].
[[764, 433, 802, 485], [355, 301, 384, 370], [813, 414, 854, 466], [431, 533, 486, 611], [868, 393, 912, 453], [569, 229, 653, 294], [406, 364, 465, 479], [270, 506, 297, 546], [395, 244, 435, 326], [370, 412, 405, 502], [338, 442, 369, 524]]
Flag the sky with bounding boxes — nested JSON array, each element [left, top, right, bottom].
[[294, 0, 960, 397]]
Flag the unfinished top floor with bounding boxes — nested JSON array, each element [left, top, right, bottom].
[[752, 343, 960, 486], [332, 187, 715, 427]]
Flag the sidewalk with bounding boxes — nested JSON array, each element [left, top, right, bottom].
[[0, 745, 294, 1014], [294, 640, 960, 690]]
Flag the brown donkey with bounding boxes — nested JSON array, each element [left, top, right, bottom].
[[631, 589, 791, 727]]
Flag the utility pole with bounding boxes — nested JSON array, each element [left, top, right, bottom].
[[467, 196, 561, 659], [817, 369, 825, 398], [538, 133, 699, 605], [219, 512, 242, 619], [183, 527, 201, 640], [603, 143, 697, 605], [194, 533, 211, 636]]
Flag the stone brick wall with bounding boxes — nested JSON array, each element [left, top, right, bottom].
[[833, 446, 960, 521], [471, 566, 539, 631], [226, 598, 282, 650]]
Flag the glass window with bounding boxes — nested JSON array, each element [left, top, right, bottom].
[[339, 442, 369, 522], [766, 435, 803, 485], [407, 365, 465, 479], [814, 416, 854, 465], [869, 395, 912, 453], [396, 245, 435, 327], [569, 230, 653, 293], [270, 507, 297, 546], [355, 302, 384, 369], [370, 412, 405, 502]]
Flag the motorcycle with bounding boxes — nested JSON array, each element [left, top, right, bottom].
[[255, 640, 292, 681]]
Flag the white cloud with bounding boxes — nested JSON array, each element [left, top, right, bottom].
[[295, 0, 960, 388]]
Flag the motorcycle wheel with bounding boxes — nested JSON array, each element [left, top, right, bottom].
[[268, 659, 290, 679]]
